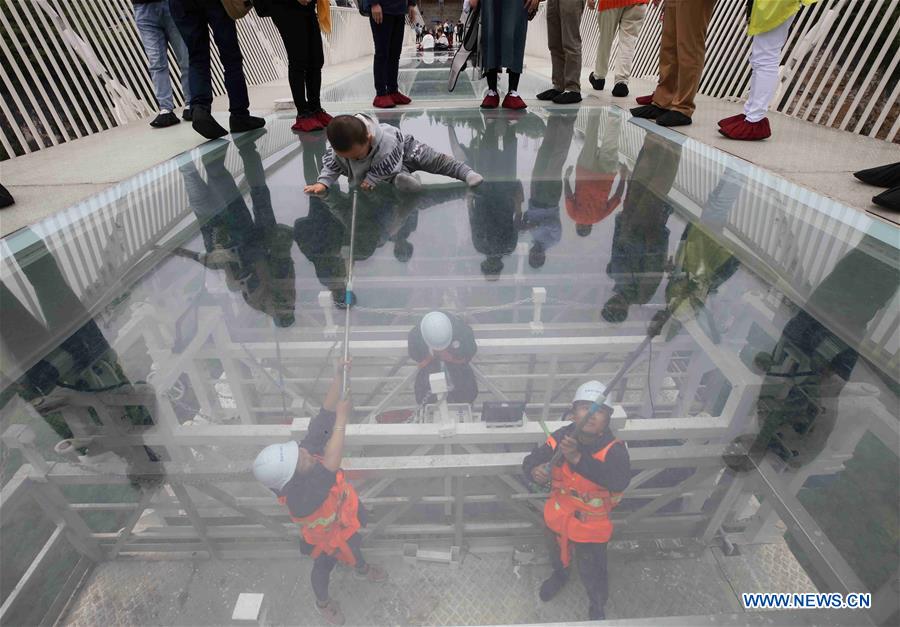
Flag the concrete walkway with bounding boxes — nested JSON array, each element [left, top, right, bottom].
[[1, 53, 897, 238]]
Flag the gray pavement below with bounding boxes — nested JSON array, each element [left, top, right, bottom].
[[61, 539, 817, 626]]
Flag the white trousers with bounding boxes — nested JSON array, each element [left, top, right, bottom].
[[744, 15, 794, 122]]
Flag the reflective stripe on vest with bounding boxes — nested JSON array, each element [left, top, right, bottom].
[[278, 469, 361, 565], [543, 435, 624, 567]]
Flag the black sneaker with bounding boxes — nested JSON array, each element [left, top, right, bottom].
[[230, 114, 266, 134], [854, 162, 900, 188], [873, 185, 900, 212], [588, 73, 605, 91], [192, 107, 228, 140], [539, 572, 568, 602], [552, 91, 582, 105], [656, 110, 693, 127], [182, 109, 193, 122], [630, 104, 666, 119], [612, 82, 629, 97], [536, 88, 562, 101], [149, 112, 179, 128]]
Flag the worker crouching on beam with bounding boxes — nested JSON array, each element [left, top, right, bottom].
[[522, 380, 631, 620], [252, 361, 386, 626]]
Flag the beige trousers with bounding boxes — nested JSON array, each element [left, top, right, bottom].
[[594, 4, 647, 85]]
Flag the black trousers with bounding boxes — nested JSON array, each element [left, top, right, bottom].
[[547, 532, 609, 620], [270, 4, 324, 113], [308, 532, 366, 602], [414, 361, 478, 405], [168, 0, 250, 115], [370, 13, 405, 95]]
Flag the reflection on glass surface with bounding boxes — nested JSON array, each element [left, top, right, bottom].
[[0, 98, 897, 626]]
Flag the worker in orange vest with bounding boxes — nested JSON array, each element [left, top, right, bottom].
[[252, 361, 386, 626], [522, 380, 631, 620]]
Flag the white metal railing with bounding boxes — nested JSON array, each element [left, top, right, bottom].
[[526, 0, 899, 142], [0, 2, 378, 159]]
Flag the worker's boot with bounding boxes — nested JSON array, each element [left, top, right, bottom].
[[315, 599, 345, 625], [354, 563, 389, 583], [539, 571, 568, 602]]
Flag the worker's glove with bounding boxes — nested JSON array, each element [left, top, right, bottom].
[[647, 309, 671, 337]]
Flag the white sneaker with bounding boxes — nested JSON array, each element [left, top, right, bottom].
[[394, 172, 423, 192], [465, 171, 484, 188]]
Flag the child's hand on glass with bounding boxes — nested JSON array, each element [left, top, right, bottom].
[[360, 180, 376, 191], [304, 183, 327, 195]]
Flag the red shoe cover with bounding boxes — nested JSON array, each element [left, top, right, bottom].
[[718, 117, 771, 141], [501, 94, 527, 110]]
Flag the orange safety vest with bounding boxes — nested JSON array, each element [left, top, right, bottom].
[[278, 468, 361, 566], [543, 435, 624, 567]]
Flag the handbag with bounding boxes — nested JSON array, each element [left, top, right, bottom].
[[221, 0, 254, 20]]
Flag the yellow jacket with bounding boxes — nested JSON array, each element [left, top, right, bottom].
[[748, 0, 818, 36]]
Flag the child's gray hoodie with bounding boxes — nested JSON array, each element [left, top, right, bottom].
[[317, 114, 407, 188]]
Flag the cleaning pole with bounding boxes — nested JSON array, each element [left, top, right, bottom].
[[341, 191, 359, 399], [550, 309, 672, 467]]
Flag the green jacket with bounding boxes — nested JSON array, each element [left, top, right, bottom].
[[748, 0, 818, 36]]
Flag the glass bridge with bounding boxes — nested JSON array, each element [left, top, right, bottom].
[[1, 50, 897, 627]]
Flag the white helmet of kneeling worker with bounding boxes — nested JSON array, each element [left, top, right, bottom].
[[252, 441, 299, 491], [574, 380, 612, 410], [421, 311, 453, 351]]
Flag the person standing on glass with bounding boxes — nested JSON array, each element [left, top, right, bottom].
[[537, 0, 593, 105], [587, 0, 649, 98], [169, 0, 265, 139], [631, 0, 715, 127], [369, 0, 418, 108], [718, 0, 819, 140], [469, 0, 535, 110], [255, 0, 333, 133], [132, 0, 192, 128]]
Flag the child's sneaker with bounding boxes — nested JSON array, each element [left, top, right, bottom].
[[373, 95, 396, 108], [481, 91, 500, 109], [314, 109, 334, 126], [501, 92, 527, 110], [390, 92, 412, 105], [465, 171, 484, 188], [292, 113, 325, 133], [394, 172, 422, 192], [315, 599, 345, 625], [354, 563, 389, 583]]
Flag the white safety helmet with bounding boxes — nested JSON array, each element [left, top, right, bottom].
[[252, 441, 299, 491], [573, 380, 611, 409], [420, 311, 453, 351]]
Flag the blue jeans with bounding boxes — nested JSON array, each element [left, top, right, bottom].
[[134, 1, 190, 112], [169, 0, 250, 115]]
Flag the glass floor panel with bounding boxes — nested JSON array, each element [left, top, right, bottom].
[[1, 64, 897, 626]]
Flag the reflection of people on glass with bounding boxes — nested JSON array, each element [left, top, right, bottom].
[[175, 133, 297, 327], [0, 229, 159, 480], [408, 311, 478, 405], [601, 132, 681, 324], [519, 111, 578, 269], [731, 234, 899, 471], [457, 115, 526, 280], [565, 109, 627, 239], [649, 165, 745, 341]]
